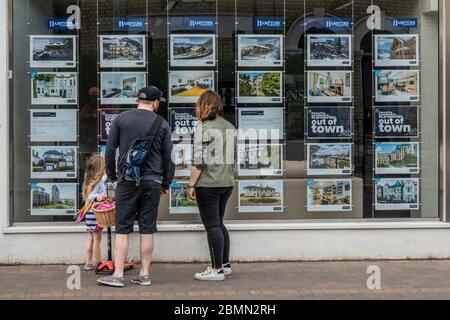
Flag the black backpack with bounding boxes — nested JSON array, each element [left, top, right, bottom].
[[118, 115, 163, 186]]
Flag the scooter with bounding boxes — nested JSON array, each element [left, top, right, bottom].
[[95, 183, 136, 274], [95, 227, 136, 274]]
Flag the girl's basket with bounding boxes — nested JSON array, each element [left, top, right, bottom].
[[92, 199, 116, 228]]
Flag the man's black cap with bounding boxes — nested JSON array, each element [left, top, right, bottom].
[[137, 86, 166, 103]]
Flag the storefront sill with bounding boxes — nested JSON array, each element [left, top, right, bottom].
[[3, 221, 450, 234]]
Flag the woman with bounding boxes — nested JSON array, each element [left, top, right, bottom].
[[187, 90, 236, 281]]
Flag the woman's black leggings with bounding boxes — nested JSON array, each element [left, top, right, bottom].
[[195, 187, 233, 270]]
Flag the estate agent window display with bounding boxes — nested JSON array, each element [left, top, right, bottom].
[[10, 0, 441, 224]]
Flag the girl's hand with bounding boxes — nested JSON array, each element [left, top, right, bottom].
[[96, 195, 106, 202], [187, 187, 196, 201]]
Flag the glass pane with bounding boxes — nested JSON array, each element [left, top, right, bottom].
[[11, 0, 441, 223]]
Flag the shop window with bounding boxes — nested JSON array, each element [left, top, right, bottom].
[[11, 0, 441, 223]]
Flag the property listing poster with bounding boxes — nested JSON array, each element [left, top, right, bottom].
[[30, 182, 77, 216], [306, 143, 352, 176], [307, 71, 352, 103], [170, 34, 216, 67], [170, 108, 198, 141], [170, 181, 199, 214], [30, 35, 77, 68], [307, 107, 352, 139], [307, 34, 352, 67], [99, 35, 146, 68], [237, 71, 283, 104], [374, 70, 420, 103], [238, 108, 284, 142], [31, 72, 78, 105], [173, 143, 193, 177], [238, 180, 284, 213], [306, 179, 352, 212], [375, 178, 420, 211], [238, 144, 283, 176], [31, 146, 78, 179], [373, 106, 419, 138], [374, 34, 419, 67], [374, 142, 420, 175], [169, 71, 215, 104], [100, 72, 147, 105], [238, 35, 283, 67], [30, 109, 78, 142], [100, 109, 130, 142]]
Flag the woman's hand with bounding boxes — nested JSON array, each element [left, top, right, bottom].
[[187, 187, 196, 201]]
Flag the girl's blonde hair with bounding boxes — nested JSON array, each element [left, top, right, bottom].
[[195, 90, 223, 122], [82, 154, 105, 200]]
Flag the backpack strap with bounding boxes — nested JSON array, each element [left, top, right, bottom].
[[138, 115, 164, 179], [145, 115, 164, 141]]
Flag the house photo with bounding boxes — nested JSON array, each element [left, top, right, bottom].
[[31, 146, 77, 179], [238, 34, 283, 67], [375, 178, 420, 211], [239, 180, 283, 213], [100, 35, 145, 68], [170, 34, 215, 67], [30, 35, 76, 68], [237, 71, 283, 104], [169, 181, 199, 214], [307, 35, 352, 67], [375, 34, 419, 66], [31, 72, 78, 105]]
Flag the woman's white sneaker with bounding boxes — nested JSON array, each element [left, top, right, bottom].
[[194, 267, 225, 281], [223, 267, 232, 276], [223, 264, 232, 276]]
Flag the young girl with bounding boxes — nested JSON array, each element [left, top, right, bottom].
[[82, 154, 108, 271]]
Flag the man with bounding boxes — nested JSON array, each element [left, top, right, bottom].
[[97, 86, 175, 288]]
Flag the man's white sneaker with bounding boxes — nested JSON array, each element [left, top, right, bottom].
[[194, 267, 225, 281]]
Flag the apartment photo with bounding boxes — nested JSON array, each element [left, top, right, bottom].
[[307, 179, 352, 212], [375, 142, 419, 174], [375, 70, 419, 102], [31, 183, 77, 216], [169, 71, 214, 103], [307, 71, 352, 103]]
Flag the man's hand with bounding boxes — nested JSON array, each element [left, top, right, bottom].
[[160, 189, 169, 197], [187, 187, 196, 201]]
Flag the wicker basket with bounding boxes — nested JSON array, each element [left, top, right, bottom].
[[92, 200, 116, 228]]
